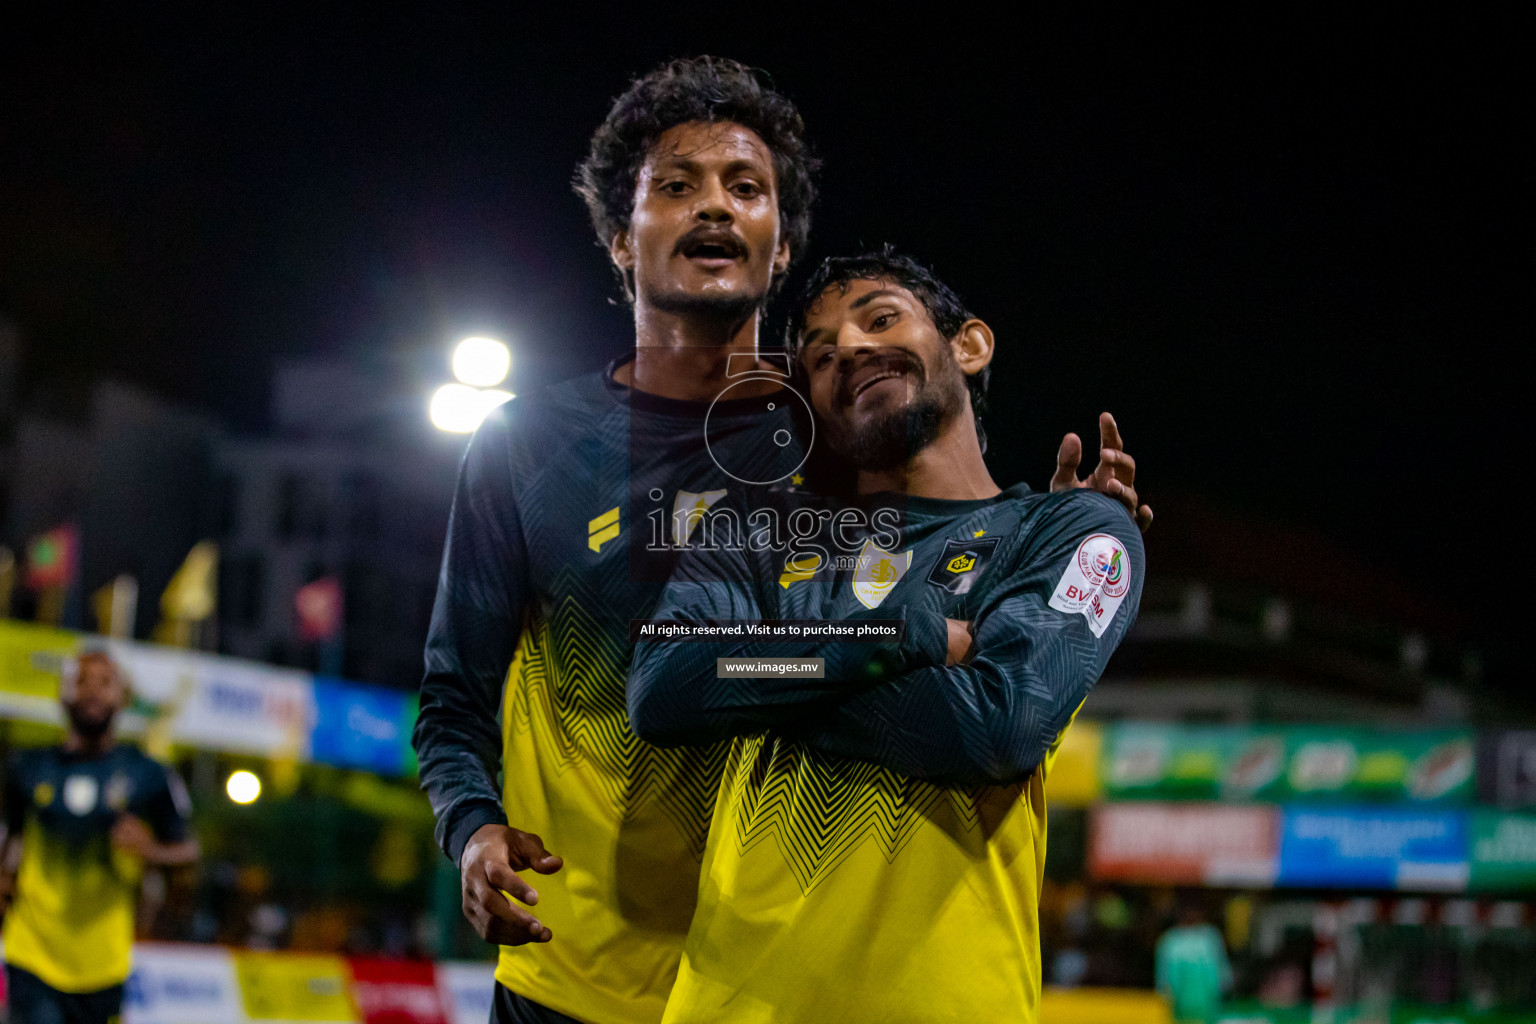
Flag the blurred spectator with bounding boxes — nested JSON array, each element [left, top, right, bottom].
[[1156, 899, 1233, 1024]]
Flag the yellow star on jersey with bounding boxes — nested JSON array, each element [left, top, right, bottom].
[[791, 474, 805, 485], [973, 529, 986, 537]]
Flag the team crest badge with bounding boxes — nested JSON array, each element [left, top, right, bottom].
[[852, 540, 912, 609], [672, 488, 728, 546], [926, 538, 1001, 595], [63, 774, 99, 816]]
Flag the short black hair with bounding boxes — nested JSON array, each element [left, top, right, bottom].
[[787, 247, 991, 449], [574, 56, 819, 301]]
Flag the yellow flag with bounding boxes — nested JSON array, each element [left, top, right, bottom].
[[92, 574, 139, 638], [161, 542, 218, 622]]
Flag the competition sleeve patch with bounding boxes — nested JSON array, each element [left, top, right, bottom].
[[1048, 532, 1132, 637]]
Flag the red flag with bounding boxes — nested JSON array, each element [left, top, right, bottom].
[[25, 524, 78, 590], [295, 576, 343, 641]]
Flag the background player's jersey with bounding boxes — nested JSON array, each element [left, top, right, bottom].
[[630, 488, 1144, 1024], [412, 356, 803, 1024], [2, 743, 190, 993]]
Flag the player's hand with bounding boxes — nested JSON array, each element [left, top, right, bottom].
[[1050, 411, 1153, 533], [945, 619, 974, 666], [460, 823, 563, 946], [110, 815, 157, 858]]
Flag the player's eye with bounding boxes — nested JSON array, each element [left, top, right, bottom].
[[659, 180, 689, 195], [731, 180, 763, 197], [814, 350, 834, 368], [869, 311, 898, 330]]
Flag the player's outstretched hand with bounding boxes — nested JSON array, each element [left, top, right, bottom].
[[1050, 411, 1153, 533], [461, 823, 564, 946]]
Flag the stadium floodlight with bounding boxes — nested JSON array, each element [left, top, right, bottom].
[[226, 769, 262, 804], [431, 383, 514, 433], [452, 336, 511, 387]]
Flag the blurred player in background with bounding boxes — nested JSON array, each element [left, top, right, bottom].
[[1156, 899, 1234, 1024], [1, 650, 198, 1024], [628, 251, 1146, 1022], [413, 58, 1147, 1024]]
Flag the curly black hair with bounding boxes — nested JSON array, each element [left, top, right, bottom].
[[785, 247, 991, 453], [574, 57, 819, 302]]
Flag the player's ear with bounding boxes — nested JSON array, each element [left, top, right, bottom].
[[950, 320, 995, 374], [608, 229, 636, 272], [771, 235, 791, 277]]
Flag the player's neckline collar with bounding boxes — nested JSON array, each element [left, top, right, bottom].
[[604, 354, 793, 420], [850, 483, 1030, 518]]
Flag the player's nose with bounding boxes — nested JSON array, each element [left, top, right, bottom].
[[693, 177, 733, 223]]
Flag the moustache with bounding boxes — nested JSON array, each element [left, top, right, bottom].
[[673, 225, 748, 259]]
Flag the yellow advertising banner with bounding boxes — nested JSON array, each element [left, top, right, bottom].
[[233, 951, 359, 1022], [1040, 986, 1172, 1024], [0, 620, 75, 700], [1046, 720, 1104, 807]]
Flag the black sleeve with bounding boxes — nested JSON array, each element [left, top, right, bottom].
[[138, 763, 192, 844], [626, 540, 949, 748], [3, 755, 28, 838], [787, 494, 1145, 787], [411, 407, 530, 865]]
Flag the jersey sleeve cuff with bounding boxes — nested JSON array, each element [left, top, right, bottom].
[[445, 802, 509, 867], [822, 607, 948, 684], [898, 608, 950, 669]]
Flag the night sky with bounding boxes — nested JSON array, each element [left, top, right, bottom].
[[2, 13, 1521, 678]]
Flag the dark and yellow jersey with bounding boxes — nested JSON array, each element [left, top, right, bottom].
[[2, 743, 190, 993], [412, 356, 806, 1024], [629, 488, 1144, 1023]]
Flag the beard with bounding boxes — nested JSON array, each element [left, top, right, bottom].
[[66, 701, 116, 740], [831, 349, 968, 472], [642, 278, 767, 329]]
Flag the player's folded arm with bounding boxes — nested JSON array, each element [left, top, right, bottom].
[[789, 501, 1146, 787], [627, 544, 950, 748], [412, 409, 529, 865]]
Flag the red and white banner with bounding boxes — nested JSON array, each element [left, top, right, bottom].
[[349, 958, 450, 1024], [1090, 802, 1280, 886]]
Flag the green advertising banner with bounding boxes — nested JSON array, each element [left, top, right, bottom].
[[1216, 1004, 1534, 1023], [1102, 725, 1475, 805], [1469, 810, 1536, 892]]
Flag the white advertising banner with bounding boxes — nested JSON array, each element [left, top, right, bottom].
[[436, 962, 496, 1024], [124, 942, 246, 1024], [173, 656, 315, 760]]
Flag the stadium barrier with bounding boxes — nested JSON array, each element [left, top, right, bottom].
[[0, 941, 494, 1024], [0, 943, 1179, 1024]]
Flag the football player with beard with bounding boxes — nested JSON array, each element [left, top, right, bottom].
[[630, 250, 1146, 1023], [1, 651, 197, 1024]]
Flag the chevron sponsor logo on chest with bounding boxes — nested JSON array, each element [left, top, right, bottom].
[[1049, 532, 1131, 637]]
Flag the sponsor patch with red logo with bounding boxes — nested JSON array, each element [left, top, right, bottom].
[[1047, 533, 1131, 637]]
